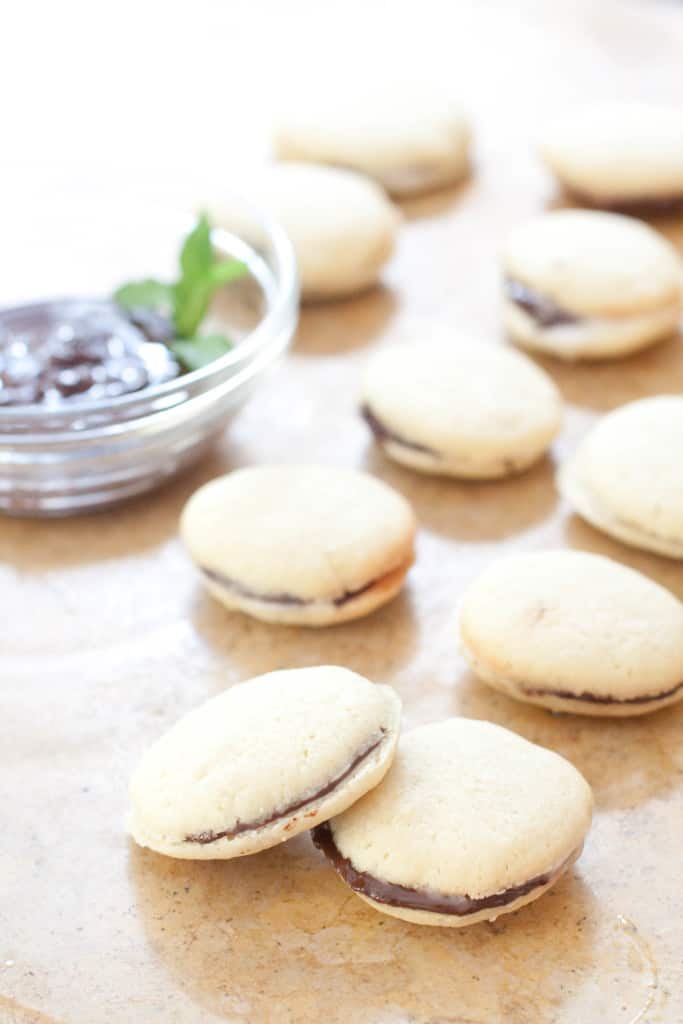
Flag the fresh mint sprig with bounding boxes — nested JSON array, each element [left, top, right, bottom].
[[113, 213, 248, 371]]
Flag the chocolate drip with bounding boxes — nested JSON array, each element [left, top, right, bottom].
[[523, 679, 683, 705], [313, 821, 577, 916], [505, 279, 580, 328], [201, 567, 381, 608], [361, 404, 439, 456], [185, 730, 387, 844]]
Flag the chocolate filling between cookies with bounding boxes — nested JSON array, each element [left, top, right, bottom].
[[185, 730, 388, 844], [313, 821, 578, 915], [201, 566, 390, 608], [567, 189, 683, 215], [522, 679, 683, 705], [361, 404, 440, 457], [505, 279, 581, 329]]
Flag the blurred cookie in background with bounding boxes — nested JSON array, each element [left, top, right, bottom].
[[274, 79, 471, 197], [539, 102, 683, 210], [206, 162, 399, 300]]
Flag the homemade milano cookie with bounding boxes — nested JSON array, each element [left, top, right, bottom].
[[208, 162, 399, 300], [503, 210, 682, 360], [314, 719, 592, 927], [181, 464, 416, 625], [558, 396, 683, 558], [539, 102, 683, 209], [459, 550, 683, 716], [274, 81, 470, 196], [361, 338, 562, 478], [129, 666, 401, 859]]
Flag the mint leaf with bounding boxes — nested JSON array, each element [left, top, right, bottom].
[[170, 334, 233, 372], [179, 212, 213, 282], [172, 277, 212, 339], [113, 214, 249, 371], [209, 259, 248, 287], [113, 279, 173, 312], [173, 253, 247, 338]]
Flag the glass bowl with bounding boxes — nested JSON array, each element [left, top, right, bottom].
[[0, 204, 298, 516]]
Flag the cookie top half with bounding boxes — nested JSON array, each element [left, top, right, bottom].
[[559, 396, 683, 558], [539, 102, 683, 205], [129, 666, 401, 859], [459, 550, 683, 711], [181, 464, 416, 603], [503, 209, 682, 319], [316, 719, 592, 909]]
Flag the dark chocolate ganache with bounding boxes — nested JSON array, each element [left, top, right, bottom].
[[185, 729, 388, 844], [567, 189, 683, 215], [505, 279, 580, 329], [201, 566, 387, 608], [523, 679, 683, 705], [313, 821, 578, 916], [361, 404, 439, 456], [0, 299, 179, 407]]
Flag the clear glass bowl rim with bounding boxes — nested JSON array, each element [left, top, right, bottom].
[[0, 200, 299, 438]]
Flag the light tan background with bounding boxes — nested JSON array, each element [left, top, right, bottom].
[[2, 2, 683, 1022]]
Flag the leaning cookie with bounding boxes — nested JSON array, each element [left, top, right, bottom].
[[539, 102, 683, 210], [273, 81, 470, 196], [181, 464, 416, 626], [129, 666, 401, 859], [361, 338, 562, 478], [206, 162, 399, 300], [314, 719, 591, 927], [558, 396, 683, 558], [503, 210, 682, 360], [459, 550, 683, 716]]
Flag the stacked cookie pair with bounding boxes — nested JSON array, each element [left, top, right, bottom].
[[128, 666, 592, 928]]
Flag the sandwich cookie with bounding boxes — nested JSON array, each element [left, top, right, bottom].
[[206, 162, 399, 300], [273, 81, 470, 196], [181, 464, 416, 626], [361, 338, 562, 478], [313, 719, 592, 927], [503, 210, 682, 360], [559, 396, 683, 558], [128, 666, 401, 859], [459, 550, 683, 716], [539, 102, 683, 210]]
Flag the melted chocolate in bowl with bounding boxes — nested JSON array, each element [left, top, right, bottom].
[[0, 300, 180, 407]]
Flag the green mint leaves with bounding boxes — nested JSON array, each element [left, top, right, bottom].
[[113, 213, 248, 371], [113, 279, 174, 312], [169, 335, 238, 373]]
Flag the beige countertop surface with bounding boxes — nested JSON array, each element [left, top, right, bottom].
[[3, 2, 683, 1021]]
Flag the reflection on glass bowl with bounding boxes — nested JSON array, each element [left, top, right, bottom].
[[0, 207, 298, 516]]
